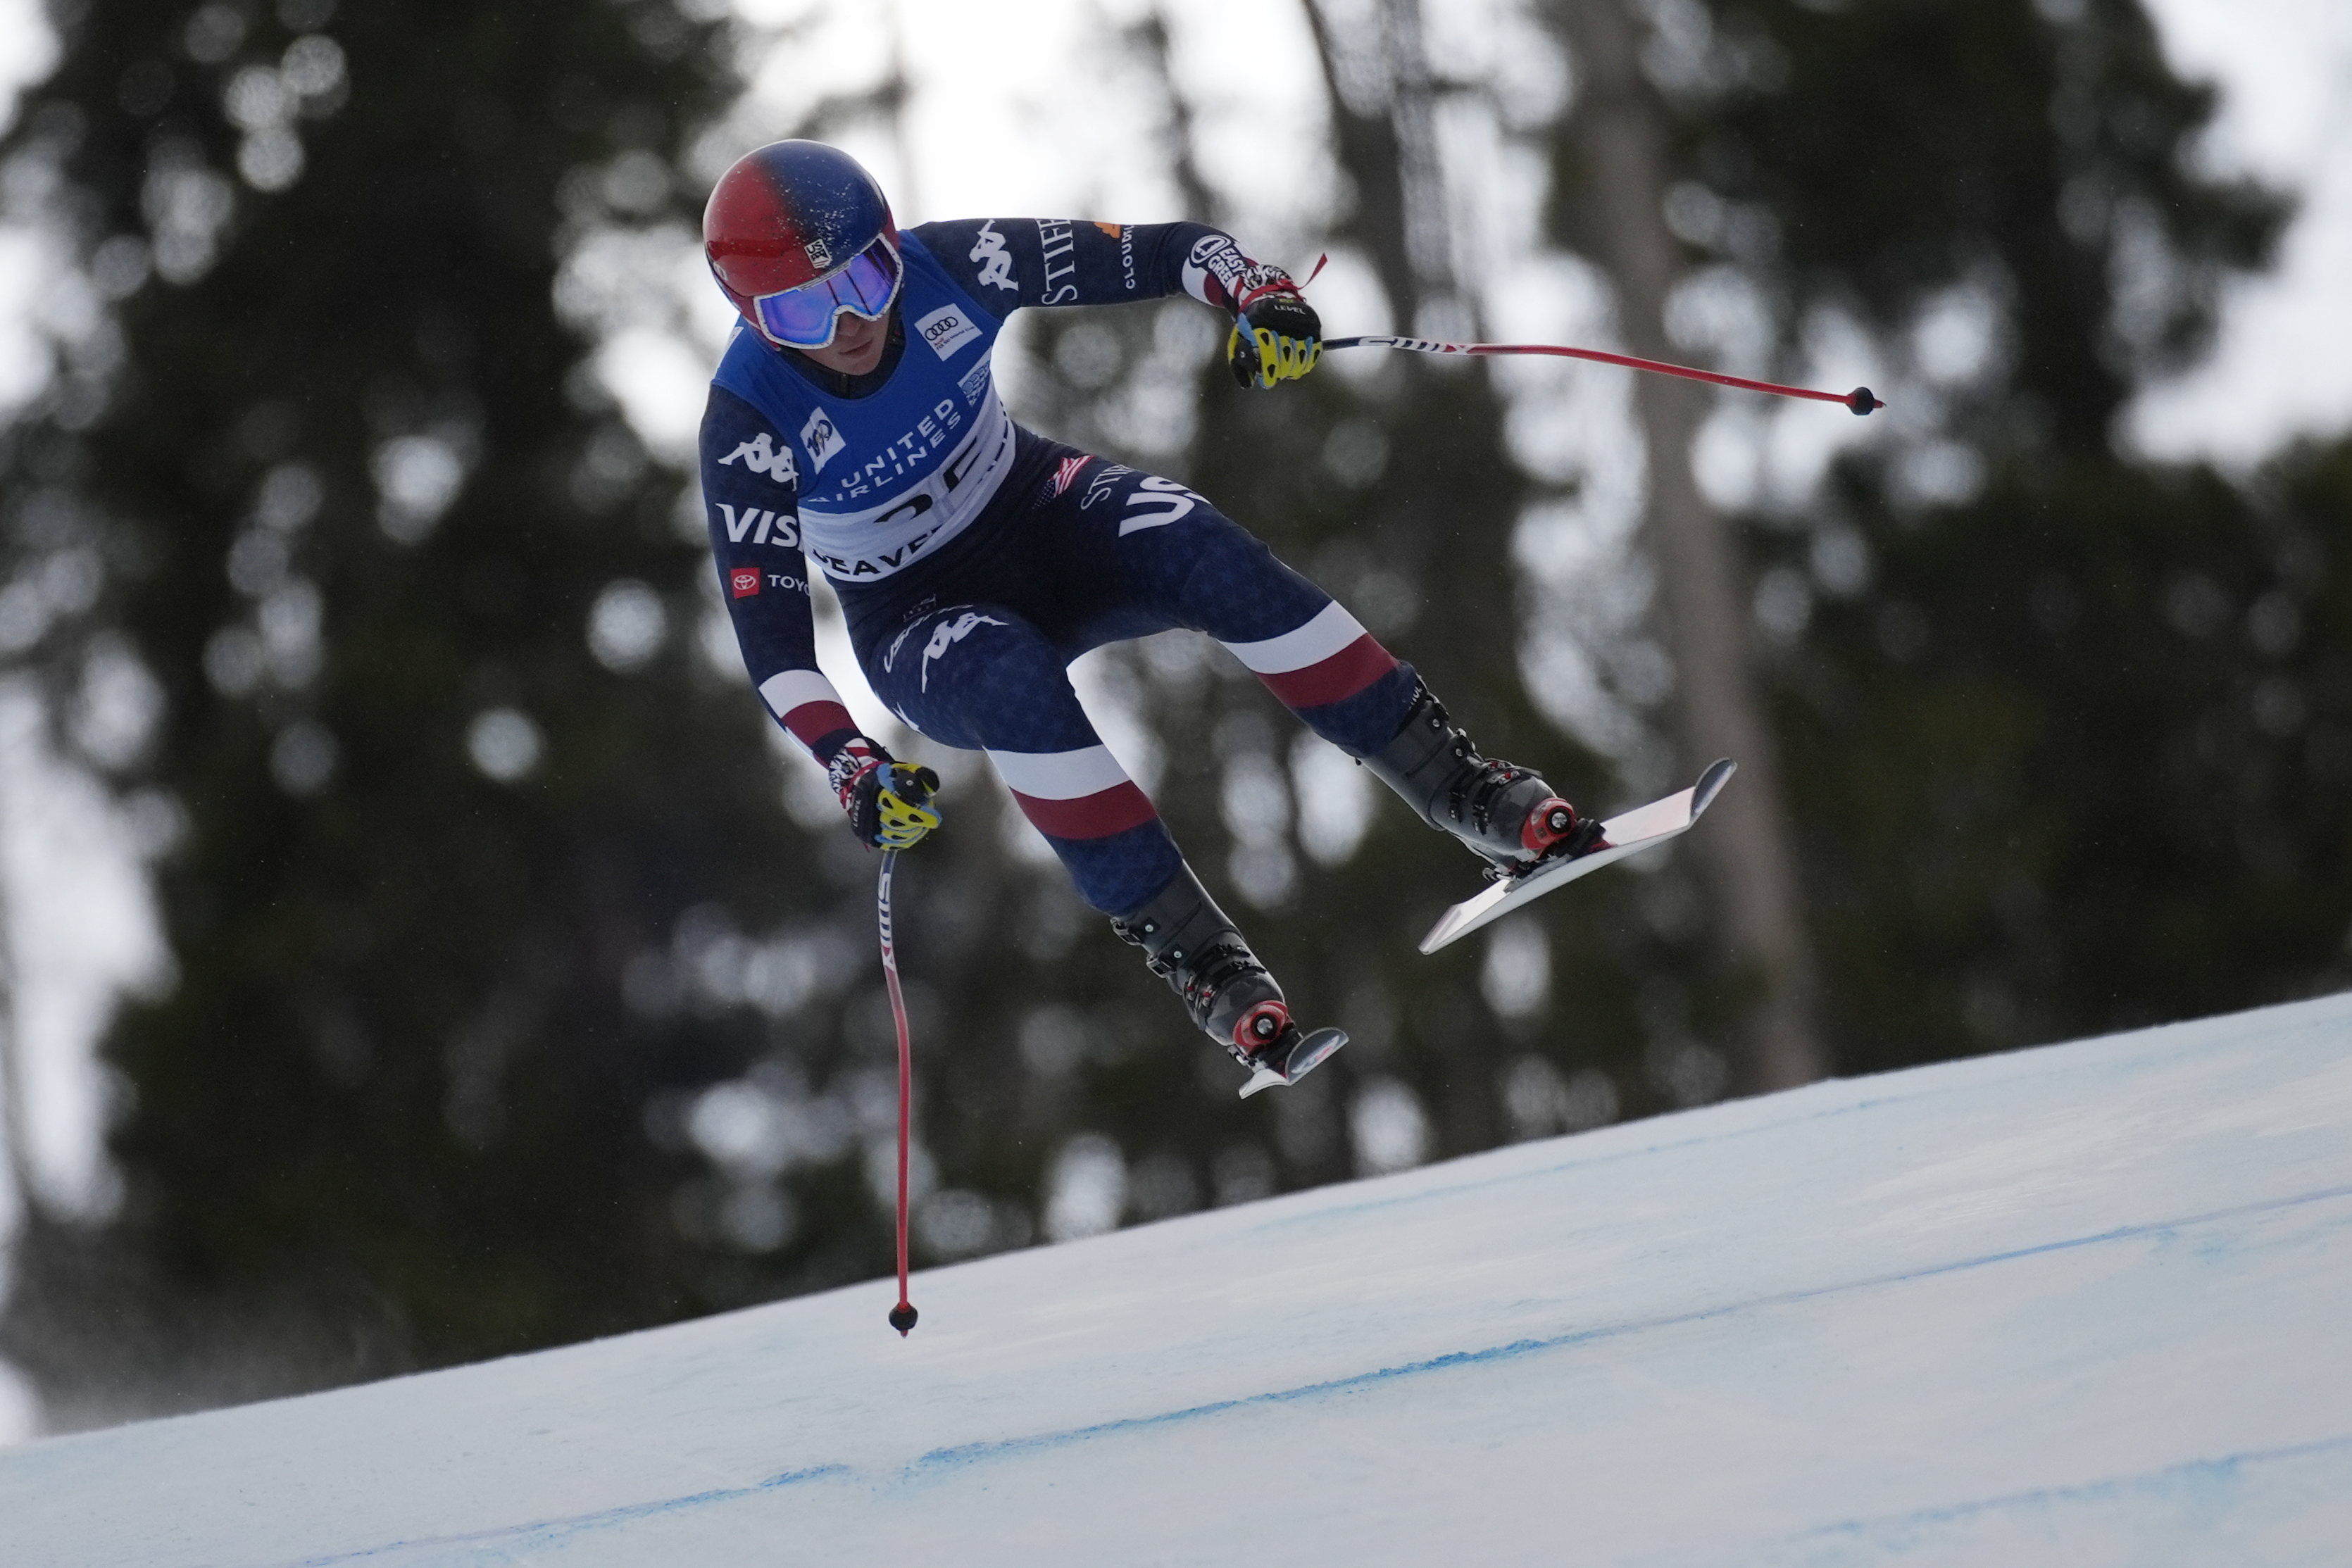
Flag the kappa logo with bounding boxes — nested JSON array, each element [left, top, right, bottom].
[[729, 566, 761, 599], [800, 408, 846, 475], [914, 304, 981, 360], [718, 431, 797, 484], [968, 220, 1016, 291], [882, 597, 939, 674], [1117, 475, 1202, 537], [920, 610, 1009, 691]]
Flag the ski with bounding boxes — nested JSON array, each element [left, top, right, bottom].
[[1239, 1027, 1349, 1098], [1418, 758, 1737, 955]]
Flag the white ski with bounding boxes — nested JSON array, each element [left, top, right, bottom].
[[1239, 1027, 1349, 1098], [1418, 758, 1737, 955]]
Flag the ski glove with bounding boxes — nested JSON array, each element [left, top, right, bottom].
[[828, 736, 942, 850], [1226, 267, 1321, 390]]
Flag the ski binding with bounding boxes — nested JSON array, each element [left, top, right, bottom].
[[1418, 758, 1737, 955], [1239, 1026, 1349, 1098]]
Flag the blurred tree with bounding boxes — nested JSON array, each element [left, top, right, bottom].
[[1556, 0, 1825, 1093], [0, 0, 888, 1428], [1537, 0, 2328, 1070]]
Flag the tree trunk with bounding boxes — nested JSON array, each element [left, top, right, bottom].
[[1555, 0, 1826, 1091], [0, 964, 27, 1212], [1301, 0, 1425, 327], [0, 774, 29, 1212]]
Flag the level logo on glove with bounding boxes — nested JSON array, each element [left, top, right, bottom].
[[829, 736, 943, 849], [1227, 268, 1321, 390]]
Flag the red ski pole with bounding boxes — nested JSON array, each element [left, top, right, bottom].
[[878, 848, 919, 1336], [1323, 334, 1882, 415]]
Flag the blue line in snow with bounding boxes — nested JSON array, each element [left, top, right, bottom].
[[261, 1464, 852, 1567], [909, 1179, 2352, 1474], [254, 1176, 2352, 1562], [1792, 1428, 2352, 1545]]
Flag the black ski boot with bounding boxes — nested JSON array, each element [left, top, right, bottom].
[[1111, 865, 1347, 1095], [1355, 680, 1603, 874]]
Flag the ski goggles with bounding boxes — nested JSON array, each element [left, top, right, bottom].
[[750, 235, 903, 349]]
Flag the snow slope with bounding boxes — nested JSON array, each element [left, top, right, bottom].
[[6, 994, 2352, 1567]]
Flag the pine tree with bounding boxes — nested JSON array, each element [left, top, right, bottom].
[[0, 0, 880, 1422], [1551, 0, 2323, 1068]]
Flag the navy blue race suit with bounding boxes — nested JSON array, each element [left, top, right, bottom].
[[699, 217, 1417, 915]]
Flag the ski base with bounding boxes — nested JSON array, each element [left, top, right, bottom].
[[1418, 758, 1737, 955], [1239, 1027, 1349, 1098]]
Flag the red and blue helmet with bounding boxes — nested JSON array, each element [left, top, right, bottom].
[[703, 141, 903, 351]]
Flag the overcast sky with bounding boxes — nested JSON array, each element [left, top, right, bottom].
[[2132, 0, 2352, 463]]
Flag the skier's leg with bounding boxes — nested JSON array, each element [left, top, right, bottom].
[[861, 601, 1171, 914], [1046, 459, 1596, 871], [1341, 679, 1601, 868], [1107, 863, 1293, 1065], [1211, 587, 1595, 869], [859, 599, 1291, 1062], [1032, 459, 1418, 748]]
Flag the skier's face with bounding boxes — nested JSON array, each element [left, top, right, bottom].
[[801, 308, 889, 375]]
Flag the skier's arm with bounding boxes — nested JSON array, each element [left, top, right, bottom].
[[910, 219, 1320, 384], [701, 384, 845, 758], [701, 385, 942, 848], [903, 217, 1308, 324]]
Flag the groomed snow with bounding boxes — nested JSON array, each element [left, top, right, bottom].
[[6, 993, 2352, 1566]]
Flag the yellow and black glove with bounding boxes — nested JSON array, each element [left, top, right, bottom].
[[1227, 270, 1321, 390], [828, 736, 942, 850]]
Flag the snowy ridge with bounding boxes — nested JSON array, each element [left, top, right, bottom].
[[6, 993, 2352, 1566]]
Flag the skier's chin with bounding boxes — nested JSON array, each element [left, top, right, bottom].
[[806, 317, 887, 375]]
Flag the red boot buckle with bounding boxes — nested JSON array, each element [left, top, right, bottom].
[[1234, 1000, 1289, 1058], [1522, 797, 1580, 857]]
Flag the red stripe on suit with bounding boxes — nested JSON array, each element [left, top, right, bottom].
[[782, 701, 856, 747], [1011, 782, 1161, 840], [1254, 634, 1399, 709]]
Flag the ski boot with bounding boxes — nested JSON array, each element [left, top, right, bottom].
[[1111, 865, 1347, 1096], [1356, 680, 1603, 877]]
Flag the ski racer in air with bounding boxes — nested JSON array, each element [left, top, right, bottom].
[[698, 139, 1599, 1092]]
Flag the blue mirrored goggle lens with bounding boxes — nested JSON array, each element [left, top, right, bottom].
[[753, 239, 902, 349]]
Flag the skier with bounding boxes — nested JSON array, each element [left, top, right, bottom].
[[699, 140, 1599, 1090]]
